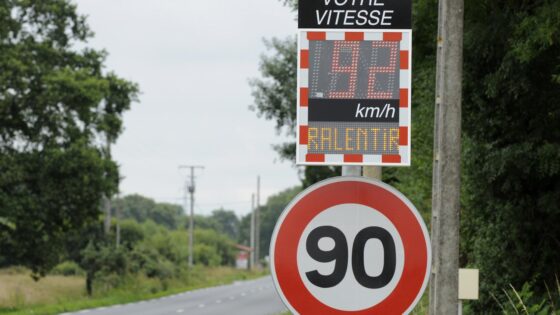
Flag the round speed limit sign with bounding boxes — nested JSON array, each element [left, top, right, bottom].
[[270, 177, 431, 314]]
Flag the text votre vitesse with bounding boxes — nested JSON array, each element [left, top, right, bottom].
[[315, 0, 394, 27]]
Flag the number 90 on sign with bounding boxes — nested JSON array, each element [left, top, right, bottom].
[[297, 203, 405, 311]]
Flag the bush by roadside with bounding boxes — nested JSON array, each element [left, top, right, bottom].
[[0, 266, 267, 315]]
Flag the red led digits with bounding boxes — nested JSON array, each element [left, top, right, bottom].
[[324, 41, 398, 100], [367, 41, 398, 99], [329, 42, 360, 99]]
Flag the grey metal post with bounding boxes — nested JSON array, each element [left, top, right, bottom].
[[250, 193, 255, 270], [255, 176, 261, 267], [341, 166, 361, 176], [429, 0, 464, 312], [363, 166, 382, 180]]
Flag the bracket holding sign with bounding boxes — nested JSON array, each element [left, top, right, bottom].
[[296, 0, 412, 166]]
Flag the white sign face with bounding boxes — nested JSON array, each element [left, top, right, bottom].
[[270, 177, 431, 315], [297, 203, 405, 311]]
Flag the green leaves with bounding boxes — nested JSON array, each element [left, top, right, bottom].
[[461, 0, 560, 312], [0, 0, 137, 276], [0, 143, 115, 276], [250, 37, 298, 137]]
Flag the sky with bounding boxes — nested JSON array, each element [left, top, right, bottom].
[[74, 0, 300, 216]]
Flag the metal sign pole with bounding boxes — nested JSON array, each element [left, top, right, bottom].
[[341, 166, 361, 176], [363, 166, 382, 181]]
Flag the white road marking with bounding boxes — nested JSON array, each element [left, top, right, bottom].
[[216, 299, 222, 304], [198, 304, 205, 308], [176, 309, 184, 313]]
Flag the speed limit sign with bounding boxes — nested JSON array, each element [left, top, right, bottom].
[[270, 177, 431, 314]]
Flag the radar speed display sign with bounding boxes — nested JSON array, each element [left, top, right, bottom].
[[270, 177, 431, 314], [296, 0, 412, 166]]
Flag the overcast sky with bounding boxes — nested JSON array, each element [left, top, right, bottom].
[[74, 0, 300, 216]]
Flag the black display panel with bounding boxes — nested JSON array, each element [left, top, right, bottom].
[[299, 0, 412, 29], [305, 39, 402, 155]]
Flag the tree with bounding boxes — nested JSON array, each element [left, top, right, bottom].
[[0, 0, 138, 276], [209, 209, 240, 240], [115, 194, 183, 229], [250, 37, 297, 161], [460, 0, 560, 310]]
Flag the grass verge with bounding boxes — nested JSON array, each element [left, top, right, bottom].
[[0, 267, 268, 315]]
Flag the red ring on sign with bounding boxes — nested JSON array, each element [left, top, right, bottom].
[[273, 180, 429, 314]]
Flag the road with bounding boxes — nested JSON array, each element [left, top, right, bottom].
[[61, 276, 287, 315]]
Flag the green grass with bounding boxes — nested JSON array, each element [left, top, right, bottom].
[[0, 267, 268, 315]]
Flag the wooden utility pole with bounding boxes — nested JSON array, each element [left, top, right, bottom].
[[103, 136, 112, 235], [179, 165, 204, 267], [250, 193, 255, 270], [255, 176, 261, 267], [115, 193, 121, 248], [429, 0, 464, 312]]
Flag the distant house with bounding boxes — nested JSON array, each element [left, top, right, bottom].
[[233, 244, 252, 270]]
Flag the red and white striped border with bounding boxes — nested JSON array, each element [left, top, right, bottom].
[[296, 30, 412, 166]]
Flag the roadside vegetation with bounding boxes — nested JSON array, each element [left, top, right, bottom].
[[0, 266, 264, 315], [0, 185, 303, 315], [0, 194, 269, 315]]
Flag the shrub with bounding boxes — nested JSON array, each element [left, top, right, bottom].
[[492, 279, 560, 315], [51, 261, 85, 276], [194, 244, 221, 267]]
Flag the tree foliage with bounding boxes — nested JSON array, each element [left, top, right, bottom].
[[62, 215, 237, 295], [0, 0, 138, 276], [193, 209, 241, 241], [114, 194, 183, 230], [250, 37, 298, 160], [207, 209, 240, 241], [461, 0, 560, 310]]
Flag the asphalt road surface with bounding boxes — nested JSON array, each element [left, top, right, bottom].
[[61, 276, 287, 315]]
